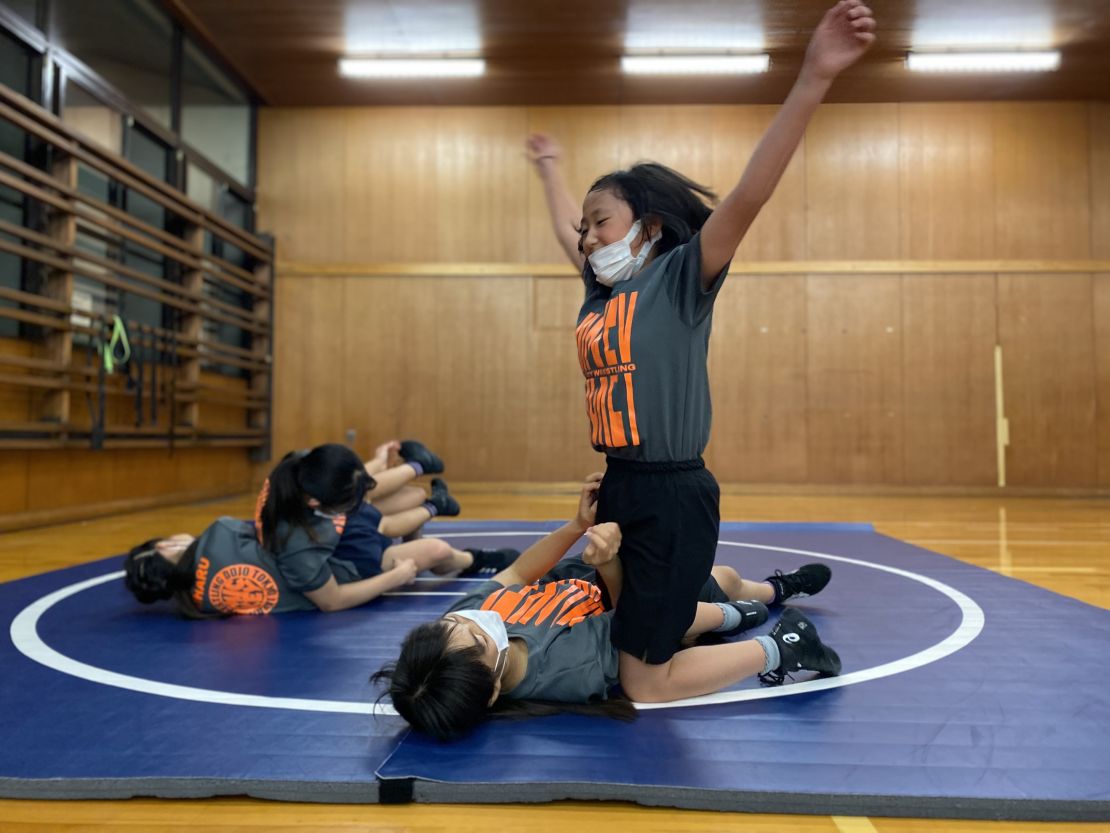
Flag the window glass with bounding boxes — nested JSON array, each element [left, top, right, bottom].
[[186, 162, 218, 213], [0, 29, 34, 337], [3, 1, 40, 29], [62, 81, 122, 153], [50, 0, 173, 129], [181, 38, 250, 184]]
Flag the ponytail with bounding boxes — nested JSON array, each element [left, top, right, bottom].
[[259, 444, 374, 553]]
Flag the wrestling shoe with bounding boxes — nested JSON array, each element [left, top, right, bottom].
[[460, 548, 521, 577], [399, 439, 445, 475], [428, 478, 460, 517], [716, 600, 770, 637], [759, 608, 841, 686], [765, 563, 831, 604]]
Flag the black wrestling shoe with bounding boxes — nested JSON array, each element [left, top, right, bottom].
[[428, 478, 460, 517], [759, 608, 841, 687], [460, 548, 520, 577], [716, 600, 770, 637], [400, 439, 445, 475], [765, 563, 831, 604]]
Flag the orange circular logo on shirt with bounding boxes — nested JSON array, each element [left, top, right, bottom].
[[208, 564, 280, 615]]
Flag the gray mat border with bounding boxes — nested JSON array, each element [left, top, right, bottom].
[[0, 777, 379, 804], [6, 775, 1107, 822], [406, 779, 1110, 822]]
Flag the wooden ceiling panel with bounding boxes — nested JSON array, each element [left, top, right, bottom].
[[169, 0, 1110, 105]]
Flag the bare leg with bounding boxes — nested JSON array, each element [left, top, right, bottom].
[[373, 485, 426, 516], [684, 601, 725, 637], [378, 506, 433, 539], [366, 463, 418, 501], [382, 538, 473, 575], [712, 565, 775, 604], [618, 644, 767, 703]]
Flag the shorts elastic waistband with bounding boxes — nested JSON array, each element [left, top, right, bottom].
[[604, 456, 704, 473]]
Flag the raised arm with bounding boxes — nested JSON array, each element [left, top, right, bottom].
[[699, 0, 876, 286], [526, 133, 586, 272], [492, 472, 603, 586]]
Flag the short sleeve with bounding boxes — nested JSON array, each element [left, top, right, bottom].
[[661, 232, 729, 327], [274, 522, 339, 592]]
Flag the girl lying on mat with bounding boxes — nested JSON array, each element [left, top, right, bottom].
[[122, 441, 518, 617], [372, 473, 839, 741]]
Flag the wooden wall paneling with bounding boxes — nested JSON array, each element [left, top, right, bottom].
[[618, 105, 716, 190], [25, 449, 111, 511], [256, 108, 348, 264], [0, 337, 33, 422], [1094, 274, 1110, 486], [898, 103, 996, 260], [901, 274, 997, 485], [1091, 103, 1110, 259], [1094, 105, 1110, 486], [172, 447, 252, 495], [993, 103, 1090, 259], [805, 104, 901, 260], [433, 108, 530, 263], [110, 449, 185, 501], [706, 275, 808, 482], [271, 275, 348, 456], [0, 451, 28, 514], [997, 273, 1097, 487], [429, 276, 532, 480], [806, 274, 904, 483], [196, 372, 250, 432], [524, 107, 622, 266], [526, 276, 605, 481], [338, 276, 441, 460], [711, 105, 808, 263], [341, 108, 439, 264]]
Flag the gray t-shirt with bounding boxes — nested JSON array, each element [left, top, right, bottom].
[[190, 517, 316, 614], [577, 232, 727, 462], [448, 577, 620, 703], [273, 513, 362, 593]]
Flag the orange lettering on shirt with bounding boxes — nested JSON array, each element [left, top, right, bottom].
[[578, 291, 640, 449]]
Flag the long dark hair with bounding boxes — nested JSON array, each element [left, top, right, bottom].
[[372, 620, 637, 742], [583, 161, 717, 283], [258, 444, 374, 553], [123, 539, 222, 620]]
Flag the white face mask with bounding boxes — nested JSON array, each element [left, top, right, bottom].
[[588, 220, 662, 287], [449, 610, 510, 679]]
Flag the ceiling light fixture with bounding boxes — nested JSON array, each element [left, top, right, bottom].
[[621, 54, 770, 75], [338, 57, 485, 78], [906, 51, 1060, 73]]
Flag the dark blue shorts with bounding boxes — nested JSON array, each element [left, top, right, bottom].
[[332, 503, 394, 579]]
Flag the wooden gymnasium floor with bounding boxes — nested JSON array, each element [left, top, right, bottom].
[[0, 485, 1108, 833]]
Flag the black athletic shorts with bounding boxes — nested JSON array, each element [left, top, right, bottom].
[[596, 456, 720, 664]]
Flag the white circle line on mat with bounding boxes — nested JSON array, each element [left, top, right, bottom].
[[9, 535, 984, 714]]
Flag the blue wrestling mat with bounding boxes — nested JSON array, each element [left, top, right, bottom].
[[1, 522, 1108, 820]]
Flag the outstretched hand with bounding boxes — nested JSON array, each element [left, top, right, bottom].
[[525, 133, 563, 165], [803, 0, 876, 82]]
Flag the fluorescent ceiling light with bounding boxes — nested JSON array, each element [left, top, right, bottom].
[[338, 57, 485, 78], [906, 51, 1060, 72], [621, 54, 770, 75]]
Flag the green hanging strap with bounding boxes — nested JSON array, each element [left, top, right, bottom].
[[102, 314, 131, 375]]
